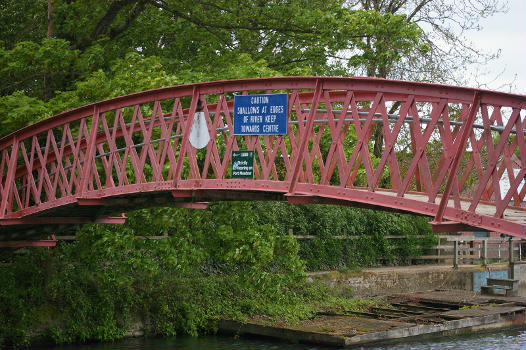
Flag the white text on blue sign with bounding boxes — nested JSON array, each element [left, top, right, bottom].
[[233, 93, 288, 135]]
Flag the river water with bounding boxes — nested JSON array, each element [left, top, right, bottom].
[[38, 327, 525, 350]]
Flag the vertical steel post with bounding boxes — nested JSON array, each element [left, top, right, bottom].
[[509, 237, 514, 263], [454, 240, 459, 269], [509, 237, 515, 279], [482, 239, 487, 266]]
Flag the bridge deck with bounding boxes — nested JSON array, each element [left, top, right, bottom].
[[380, 191, 526, 226]]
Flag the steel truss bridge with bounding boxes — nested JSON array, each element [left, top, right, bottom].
[[0, 77, 525, 245]]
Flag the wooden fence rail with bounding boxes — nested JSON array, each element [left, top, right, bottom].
[[292, 234, 525, 267]]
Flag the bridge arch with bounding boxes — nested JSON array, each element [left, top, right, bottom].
[[0, 77, 525, 240]]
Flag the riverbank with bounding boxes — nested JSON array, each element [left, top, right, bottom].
[[219, 289, 525, 347], [218, 263, 526, 347], [47, 263, 526, 348], [3, 237, 522, 350]]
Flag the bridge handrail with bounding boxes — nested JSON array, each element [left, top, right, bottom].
[[1, 76, 525, 150]]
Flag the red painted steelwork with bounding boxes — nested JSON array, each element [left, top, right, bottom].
[[0, 77, 524, 240], [0, 215, 126, 225], [0, 238, 57, 248]]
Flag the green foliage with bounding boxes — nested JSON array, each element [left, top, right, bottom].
[[48, 51, 179, 114], [0, 91, 51, 137], [252, 202, 437, 270], [0, 202, 308, 348], [345, 10, 428, 77], [0, 39, 79, 99], [0, 1, 47, 50]]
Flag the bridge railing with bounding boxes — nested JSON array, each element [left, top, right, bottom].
[[0, 77, 524, 236]]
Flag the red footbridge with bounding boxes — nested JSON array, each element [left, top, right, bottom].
[[0, 77, 525, 245]]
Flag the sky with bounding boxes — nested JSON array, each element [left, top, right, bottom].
[[467, 0, 526, 95]]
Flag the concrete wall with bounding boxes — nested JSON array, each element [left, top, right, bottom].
[[309, 263, 526, 297]]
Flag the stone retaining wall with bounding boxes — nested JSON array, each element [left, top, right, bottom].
[[309, 263, 526, 297]]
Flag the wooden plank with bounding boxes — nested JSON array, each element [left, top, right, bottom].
[[487, 278, 518, 288]]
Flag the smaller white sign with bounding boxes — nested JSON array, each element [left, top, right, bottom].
[[189, 111, 210, 149]]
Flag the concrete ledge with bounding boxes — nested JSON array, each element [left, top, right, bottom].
[[344, 314, 500, 346], [219, 319, 347, 347], [218, 291, 525, 348]]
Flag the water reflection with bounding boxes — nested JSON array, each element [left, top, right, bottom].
[[39, 327, 525, 350]]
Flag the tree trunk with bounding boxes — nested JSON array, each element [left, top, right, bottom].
[[47, 0, 54, 38], [44, 0, 54, 101]]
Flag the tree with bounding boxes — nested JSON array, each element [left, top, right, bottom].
[[340, 0, 505, 158], [0, 1, 47, 50], [345, 0, 505, 83]]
